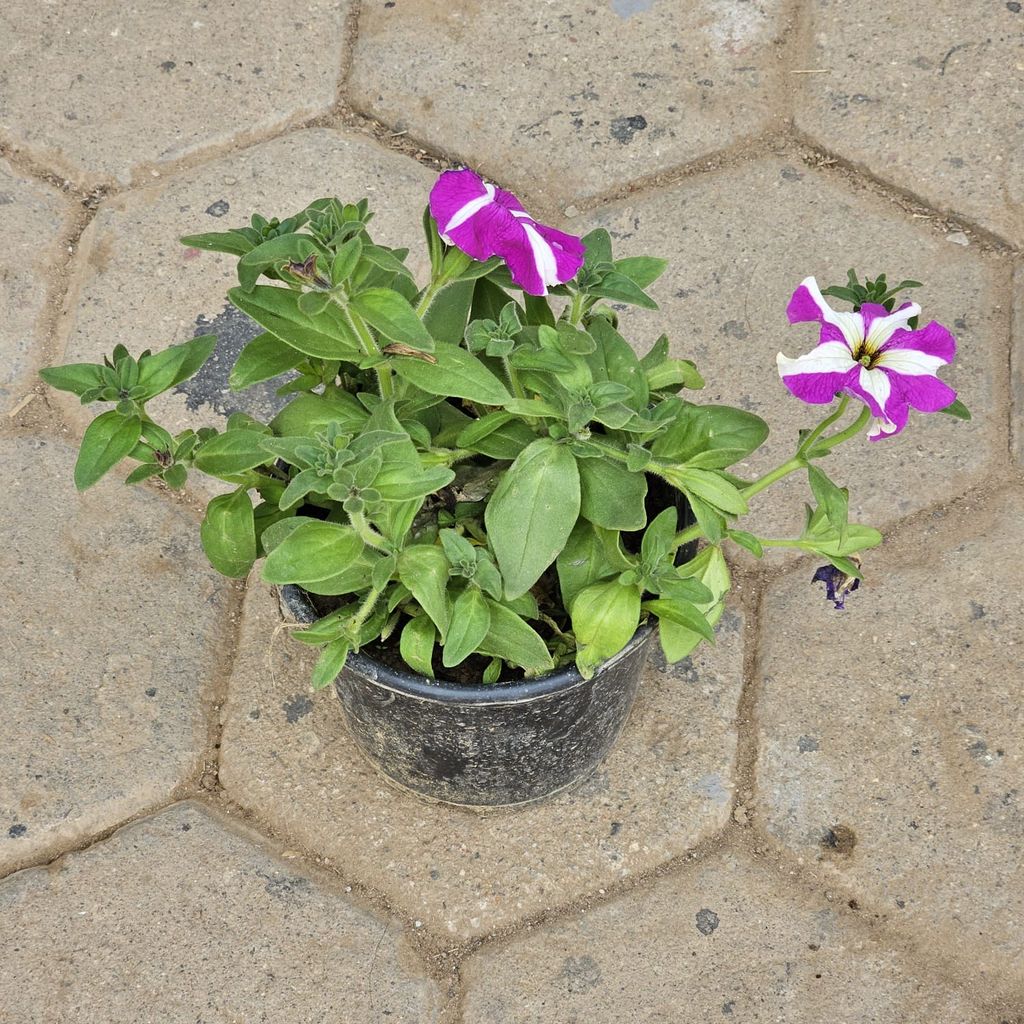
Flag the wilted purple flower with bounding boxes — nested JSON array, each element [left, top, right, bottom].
[[812, 563, 861, 610], [429, 169, 585, 296], [777, 276, 957, 440]]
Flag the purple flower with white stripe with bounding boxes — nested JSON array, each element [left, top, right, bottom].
[[777, 277, 957, 440], [429, 169, 585, 296]]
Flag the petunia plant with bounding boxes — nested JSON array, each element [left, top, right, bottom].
[[40, 169, 969, 687]]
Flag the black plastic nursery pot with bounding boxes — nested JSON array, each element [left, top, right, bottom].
[[279, 478, 696, 808], [279, 583, 656, 807]]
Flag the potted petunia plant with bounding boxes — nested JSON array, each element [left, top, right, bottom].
[[41, 169, 969, 807]]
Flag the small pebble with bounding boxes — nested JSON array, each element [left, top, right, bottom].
[[946, 231, 969, 247]]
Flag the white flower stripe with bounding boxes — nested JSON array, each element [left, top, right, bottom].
[[441, 183, 496, 236], [864, 303, 922, 351], [521, 222, 559, 289], [799, 277, 864, 350], [857, 365, 892, 415], [876, 347, 947, 376], [776, 341, 857, 378]]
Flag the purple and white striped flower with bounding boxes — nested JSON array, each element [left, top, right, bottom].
[[777, 276, 957, 440], [429, 169, 585, 296]]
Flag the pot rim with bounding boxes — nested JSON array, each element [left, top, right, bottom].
[[278, 584, 654, 707]]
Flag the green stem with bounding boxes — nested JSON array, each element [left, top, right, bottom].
[[348, 510, 389, 552], [502, 356, 527, 401], [669, 403, 871, 550], [332, 298, 393, 398], [348, 585, 384, 636], [796, 395, 849, 458], [568, 290, 585, 326], [817, 404, 871, 450]]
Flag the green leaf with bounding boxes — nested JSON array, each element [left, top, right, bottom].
[[193, 429, 271, 478], [179, 229, 258, 257], [727, 529, 764, 558], [641, 507, 677, 566], [422, 279, 475, 345], [268, 391, 368, 437], [571, 581, 641, 677], [664, 466, 748, 515], [124, 463, 164, 485], [557, 521, 632, 608], [646, 358, 705, 392], [74, 411, 142, 490], [262, 521, 367, 591], [586, 318, 649, 410], [807, 465, 849, 536], [200, 488, 257, 578], [391, 341, 512, 406], [938, 397, 971, 421], [311, 638, 350, 689], [686, 493, 726, 543], [228, 333, 304, 390], [589, 270, 658, 310], [398, 544, 451, 638], [39, 362, 105, 398], [331, 236, 363, 285], [400, 615, 436, 677], [612, 256, 668, 288], [485, 437, 581, 599], [228, 285, 361, 360], [651, 404, 768, 470], [659, 545, 730, 662], [577, 457, 648, 530], [442, 587, 492, 668], [642, 597, 715, 642], [136, 335, 217, 398], [581, 228, 612, 265], [477, 599, 554, 676], [237, 233, 323, 291], [351, 287, 435, 351]]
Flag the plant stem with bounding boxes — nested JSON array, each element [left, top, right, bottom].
[[348, 509, 390, 551], [348, 585, 384, 636], [796, 395, 849, 457], [669, 402, 872, 550], [334, 299, 393, 398], [568, 290, 585, 326]]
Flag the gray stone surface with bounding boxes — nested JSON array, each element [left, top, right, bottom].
[[0, 1, 350, 185], [0, 802, 439, 1022], [461, 849, 988, 1023], [0, 158, 68, 412], [349, 0, 792, 206], [577, 158, 1004, 560], [1013, 267, 1023, 467], [57, 128, 435, 442], [219, 583, 745, 939], [794, 1, 1024, 246], [0, 437, 232, 875], [755, 490, 1024, 989]]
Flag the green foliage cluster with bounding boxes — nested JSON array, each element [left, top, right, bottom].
[[42, 197, 888, 686]]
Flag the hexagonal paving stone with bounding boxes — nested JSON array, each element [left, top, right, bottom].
[[794, 1, 1024, 246], [0, 436, 233, 875], [0, 802, 439, 1022], [349, 0, 793, 206], [0, 1, 350, 186], [755, 488, 1024, 989], [0, 158, 69, 413], [56, 128, 435, 442], [577, 158, 1005, 559], [219, 583, 745, 940], [460, 848, 991, 1023]]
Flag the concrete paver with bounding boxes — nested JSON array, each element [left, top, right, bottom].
[[0, 802, 439, 1022], [0, 0, 350, 186], [794, 1, 1024, 246], [0, 436, 232, 875], [219, 583, 745, 940], [0, 158, 69, 412], [577, 158, 1005, 559], [755, 489, 1024, 989], [460, 849, 988, 1024], [349, 0, 793, 207], [58, 128, 435, 441]]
